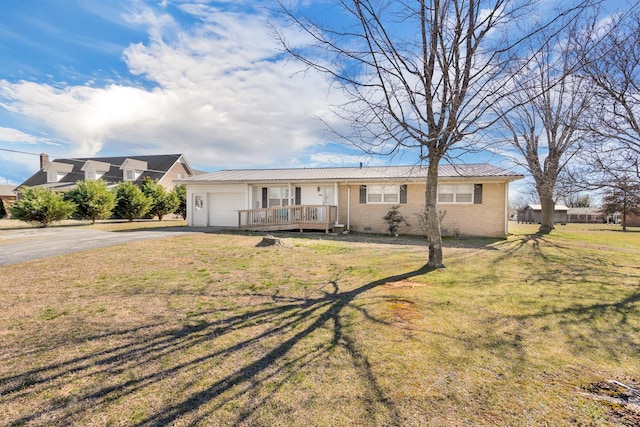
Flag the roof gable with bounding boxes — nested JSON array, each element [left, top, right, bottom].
[[119, 158, 148, 171], [43, 161, 74, 173], [81, 160, 111, 172]]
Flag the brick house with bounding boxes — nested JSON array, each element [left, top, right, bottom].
[[179, 164, 523, 238], [0, 185, 17, 218]]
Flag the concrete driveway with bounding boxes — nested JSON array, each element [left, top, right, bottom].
[[0, 226, 197, 266]]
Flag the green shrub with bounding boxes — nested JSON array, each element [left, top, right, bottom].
[[0, 198, 7, 219], [142, 177, 179, 221], [113, 181, 151, 222], [64, 180, 115, 224], [382, 205, 409, 236], [172, 184, 187, 220], [10, 187, 76, 227]]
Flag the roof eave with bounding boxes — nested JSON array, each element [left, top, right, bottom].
[[178, 174, 525, 185]]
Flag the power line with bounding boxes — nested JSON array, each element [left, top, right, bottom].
[[0, 147, 43, 156]]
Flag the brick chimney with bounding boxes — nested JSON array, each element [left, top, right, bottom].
[[40, 153, 49, 169]]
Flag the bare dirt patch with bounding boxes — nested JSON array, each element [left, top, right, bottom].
[[386, 298, 423, 324]]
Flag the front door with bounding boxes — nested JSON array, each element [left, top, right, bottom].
[[192, 193, 207, 226], [322, 186, 335, 205]]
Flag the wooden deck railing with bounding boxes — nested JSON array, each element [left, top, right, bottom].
[[238, 205, 338, 232]]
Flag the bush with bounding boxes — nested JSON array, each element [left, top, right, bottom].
[[382, 205, 409, 236], [64, 180, 116, 224], [113, 181, 151, 222], [0, 198, 7, 219], [142, 177, 179, 221], [9, 187, 76, 227], [172, 184, 187, 220]]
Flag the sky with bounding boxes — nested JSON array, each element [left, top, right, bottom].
[[0, 0, 631, 186], [0, 0, 367, 184]]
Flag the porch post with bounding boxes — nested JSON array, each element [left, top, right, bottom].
[[504, 182, 509, 236], [347, 185, 351, 230], [334, 181, 339, 224]]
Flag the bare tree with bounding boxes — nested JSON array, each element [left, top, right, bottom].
[[571, 6, 640, 206], [581, 9, 640, 177], [275, 0, 590, 267], [494, 7, 597, 233]]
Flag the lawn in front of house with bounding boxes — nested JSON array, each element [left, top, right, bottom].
[[0, 223, 638, 426]]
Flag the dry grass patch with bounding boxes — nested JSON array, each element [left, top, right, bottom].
[[0, 225, 638, 426]]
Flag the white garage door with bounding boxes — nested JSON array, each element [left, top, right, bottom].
[[208, 192, 245, 227]]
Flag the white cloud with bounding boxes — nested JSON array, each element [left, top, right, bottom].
[[0, 2, 348, 170], [0, 126, 42, 144]]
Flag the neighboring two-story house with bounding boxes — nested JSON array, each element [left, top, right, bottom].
[[16, 154, 195, 192]]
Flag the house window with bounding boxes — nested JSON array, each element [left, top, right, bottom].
[[47, 170, 67, 183], [268, 187, 289, 207], [47, 170, 59, 183], [86, 170, 96, 180], [437, 184, 474, 204], [367, 185, 399, 204], [124, 170, 135, 181], [177, 173, 184, 180], [194, 195, 204, 211]]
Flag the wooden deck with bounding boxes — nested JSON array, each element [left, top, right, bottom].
[[237, 205, 338, 232]]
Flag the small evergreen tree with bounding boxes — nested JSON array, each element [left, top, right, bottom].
[[172, 184, 187, 220], [382, 205, 409, 237], [64, 180, 115, 224], [0, 198, 7, 219], [142, 177, 179, 221], [113, 181, 151, 222], [10, 187, 76, 227]]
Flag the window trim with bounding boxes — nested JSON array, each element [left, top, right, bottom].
[[366, 184, 400, 204], [124, 169, 136, 181], [264, 186, 290, 207], [47, 170, 60, 183], [437, 183, 475, 204]]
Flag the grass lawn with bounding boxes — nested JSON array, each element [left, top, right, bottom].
[[0, 223, 638, 426]]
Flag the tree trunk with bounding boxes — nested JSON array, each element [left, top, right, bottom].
[[539, 195, 555, 234], [425, 162, 444, 268]]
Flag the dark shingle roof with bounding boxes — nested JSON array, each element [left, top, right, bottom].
[[18, 154, 189, 190]]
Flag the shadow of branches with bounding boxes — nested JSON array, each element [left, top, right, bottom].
[[0, 265, 434, 426]]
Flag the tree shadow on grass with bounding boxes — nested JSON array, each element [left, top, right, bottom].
[[0, 265, 435, 426], [487, 231, 640, 363]]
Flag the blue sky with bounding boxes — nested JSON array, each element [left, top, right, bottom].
[[0, 0, 370, 184], [0, 0, 631, 186]]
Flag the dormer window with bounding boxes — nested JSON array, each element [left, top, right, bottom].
[[81, 160, 110, 181], [119, 159, 147, 182], [47, 170, 61, 183], [44, 162, 73, 183]]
